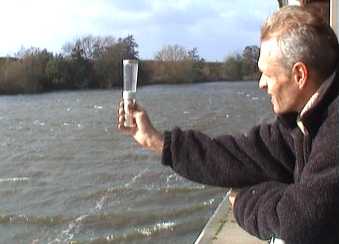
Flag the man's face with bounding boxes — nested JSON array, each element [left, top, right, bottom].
[[258, 38, 302, 115]]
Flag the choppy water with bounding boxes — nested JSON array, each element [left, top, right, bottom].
[[0, 81, 273, 243]]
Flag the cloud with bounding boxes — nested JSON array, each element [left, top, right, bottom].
[[132, 0, 278, 60], [0, 0, 278, 60]]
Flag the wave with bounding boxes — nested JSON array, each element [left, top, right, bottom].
[[1, 213, 206, 243], [101, 221, 176, 243], [0, 214, 69, 225], [88, 220, 204, 244], [80, 184, 208, 202], [0, 177, 29, 183], [0, 197, 213, 228]]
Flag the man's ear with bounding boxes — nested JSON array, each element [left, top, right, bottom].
[[292, 62, 308, 89]]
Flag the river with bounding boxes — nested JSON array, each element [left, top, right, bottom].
[[0, 81, 273, 243]]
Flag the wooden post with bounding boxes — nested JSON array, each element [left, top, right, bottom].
[[330, 0, 337, 34], [278, 0, 283, 8]]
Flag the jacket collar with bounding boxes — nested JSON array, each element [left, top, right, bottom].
[[299, 72, 335, 120], [297, 72, 336, 135], [278, 69, 339, 133]]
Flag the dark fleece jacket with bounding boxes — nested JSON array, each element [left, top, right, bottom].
[[161, 74, 339, 244]]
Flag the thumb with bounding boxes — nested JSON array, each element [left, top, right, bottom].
[[126, 102, 149, 129], [132, 103, 151, 127]]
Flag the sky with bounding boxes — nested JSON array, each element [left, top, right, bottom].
[[0, 0, 278, 61]]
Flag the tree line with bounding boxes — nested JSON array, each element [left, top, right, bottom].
[[0, 34, 260, 95]]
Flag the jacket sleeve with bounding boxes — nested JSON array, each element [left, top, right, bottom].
[[161, 119, 295, 187], [233, 112, 339, 243]]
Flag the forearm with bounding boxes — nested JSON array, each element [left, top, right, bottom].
[[161, 126, 293, 187], [234, 181, 339, 243], [162, 128, 235, 186]]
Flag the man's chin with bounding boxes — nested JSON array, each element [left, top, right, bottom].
[[271, 103, 288, 115], [274, 109, 299, 117], [272, 107, 288, 116]]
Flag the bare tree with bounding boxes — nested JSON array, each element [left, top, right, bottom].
[[155, 44, 188, 62]]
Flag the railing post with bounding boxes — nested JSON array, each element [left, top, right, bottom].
[[330, 0, 337, 34]]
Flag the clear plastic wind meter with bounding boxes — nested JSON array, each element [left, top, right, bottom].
[[123, 59, 138, 127]]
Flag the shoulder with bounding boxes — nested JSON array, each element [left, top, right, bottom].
[[319, 94, 338, 132], [307, 95, 337, 169]]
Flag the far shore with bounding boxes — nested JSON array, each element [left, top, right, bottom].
[[0, 79, 258, 96]]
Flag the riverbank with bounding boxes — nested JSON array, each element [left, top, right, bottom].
[[0, 42, 259, 95], [195, 194, 267, 244]]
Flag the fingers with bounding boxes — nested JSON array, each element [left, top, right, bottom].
[[118, 123, 132, 133], [227, 188, 239, 209], [117, 100, 137, 133], [118, 101, 124, 115], [117, 115, 133, 133], [117, 100, 127, 131]]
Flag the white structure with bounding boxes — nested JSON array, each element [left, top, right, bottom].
[[278, 0, 301, 7], [330, 0, 338, 34], [287, 0, 301, 5]]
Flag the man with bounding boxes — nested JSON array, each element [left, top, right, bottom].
[[118, 6, 339, 244]]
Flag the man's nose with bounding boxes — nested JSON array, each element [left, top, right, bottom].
[[259, 75, 268, 90]]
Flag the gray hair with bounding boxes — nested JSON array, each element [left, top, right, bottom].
[[261, 6, 339, 80]]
